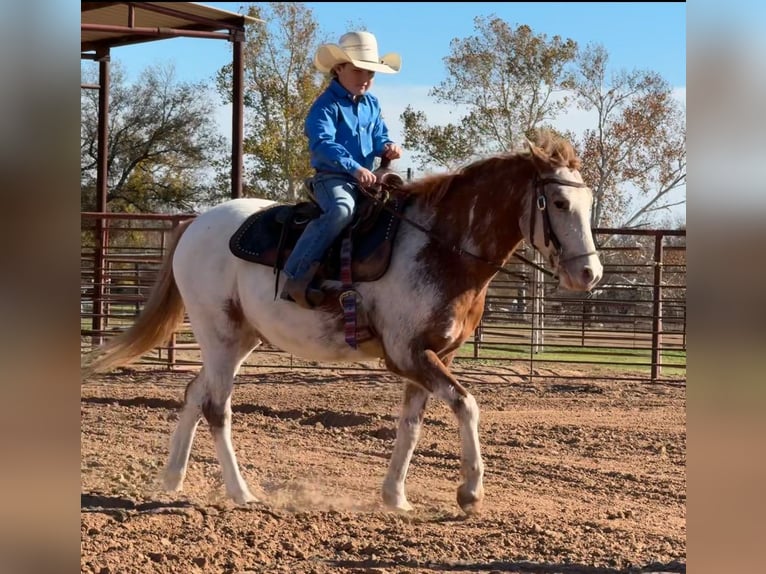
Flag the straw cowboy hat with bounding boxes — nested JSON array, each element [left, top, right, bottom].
[[314, 31, 401, 74]]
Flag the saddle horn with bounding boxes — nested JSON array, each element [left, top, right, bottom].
[[374, 156, 404, 188]]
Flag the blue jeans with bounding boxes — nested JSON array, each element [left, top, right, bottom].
[[283, 173, 358, 280]]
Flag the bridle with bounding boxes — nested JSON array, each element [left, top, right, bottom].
[[529, 174, 599, 267]]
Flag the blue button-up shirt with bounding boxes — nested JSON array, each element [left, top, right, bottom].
[[305, 79, 393, 176]]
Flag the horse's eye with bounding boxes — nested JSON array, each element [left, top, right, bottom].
[[554, 200, 569, 210]]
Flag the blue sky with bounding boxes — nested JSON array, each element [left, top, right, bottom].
[[109, 2, 686, 88], [101, 2, 686, 142], [86, 1, 686, 221]]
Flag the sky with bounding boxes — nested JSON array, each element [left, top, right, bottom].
[[83, 1, 687, 222]]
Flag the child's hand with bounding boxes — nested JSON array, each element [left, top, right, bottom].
[[383, 143, 403, 160], [355, 167, 377, 186]]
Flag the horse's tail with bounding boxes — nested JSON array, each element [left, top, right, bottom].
[[82, 218, 194, 376]]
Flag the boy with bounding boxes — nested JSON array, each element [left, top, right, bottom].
[[281, 31, 403, 309]]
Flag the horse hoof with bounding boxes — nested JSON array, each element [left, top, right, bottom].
[[386, 501, 414, 512], [457, 484, 484, 515], [391, 500, 414, 512], [382, 490, 414, 512], [161, 470, 185, 492], [231, 490, 259, 505]]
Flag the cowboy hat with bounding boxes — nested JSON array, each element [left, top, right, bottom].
[[315, 31, 401, 75]]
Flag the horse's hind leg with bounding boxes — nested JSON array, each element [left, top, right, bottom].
[[163, 309, 261, 504], [382, 383, 429, 511], [200, 328, 261, 504], [162, 373, 205, 492]]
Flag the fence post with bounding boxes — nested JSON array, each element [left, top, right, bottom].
[[473, 321, 482, 359], [531, 250, 544, 354], [164, 223, 177, 370], [91, 219, 107, 346], [650, 233, 664, 382]]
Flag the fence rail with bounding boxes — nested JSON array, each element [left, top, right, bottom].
[[80, 212, 686, 384]]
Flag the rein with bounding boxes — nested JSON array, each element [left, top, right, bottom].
[[357, 182, 530, 278], [357, 170, 596, 280], [359, 158, 532, 277]]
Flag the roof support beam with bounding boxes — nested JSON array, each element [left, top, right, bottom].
[[81, 23, 233, 41], [123, 2, 244, 30], [82, 2, 253, 203], [92, 48, 111, 344], [232, 37, 244, 198]]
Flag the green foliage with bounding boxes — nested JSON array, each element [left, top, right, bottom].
[[81, 63, 229, 213], [568, 44, 686, 228], [401, 106, 475, 170], [402, 18, 578, 170], [401, 17, 685, 228]]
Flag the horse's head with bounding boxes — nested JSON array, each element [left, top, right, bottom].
[[522, 138, 603, 292]]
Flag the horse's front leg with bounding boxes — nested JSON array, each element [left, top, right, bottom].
[[382, 383, 429, 511], [409, 349, 485, 515], [452, 390, 484, 515]]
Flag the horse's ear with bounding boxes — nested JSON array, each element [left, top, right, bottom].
[[525, 138, 548, 171]]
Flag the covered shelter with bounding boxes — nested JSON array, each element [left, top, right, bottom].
[[82, 1, 261, 201], [81, 2, 261, 339]]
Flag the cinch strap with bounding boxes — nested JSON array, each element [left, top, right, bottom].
[[340, 236, 358, 348], [340, 235, 372, 349]]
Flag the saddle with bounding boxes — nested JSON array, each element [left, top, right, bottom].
[[228, 170, 409, 285]]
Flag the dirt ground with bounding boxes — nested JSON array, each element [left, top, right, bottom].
[[81, 362, 686, 574]]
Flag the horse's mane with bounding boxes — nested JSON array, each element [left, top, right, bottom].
[[403, 131, 580, 207], [529, 131, 581, 171]]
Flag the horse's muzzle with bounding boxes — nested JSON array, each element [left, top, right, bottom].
[[558, 256, 603, 292]]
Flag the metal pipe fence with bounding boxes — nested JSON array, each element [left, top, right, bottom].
[[80, 212, 686, 384]]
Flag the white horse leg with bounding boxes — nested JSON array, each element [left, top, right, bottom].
[[161, 292, 261, 504], [407, 349, 485, 515], [162, 373, 204, 491], [382, 384, 429, 511], [448, 391, 484, 514], [200, 332, 261, 505], [202, 368, 254, 503]]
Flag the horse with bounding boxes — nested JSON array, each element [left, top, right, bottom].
[[83, 134, 603, 515]]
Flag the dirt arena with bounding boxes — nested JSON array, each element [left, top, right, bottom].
[[81, 362, 686, 574]]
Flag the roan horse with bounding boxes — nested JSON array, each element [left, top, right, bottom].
[[84, 133, 602, 515]]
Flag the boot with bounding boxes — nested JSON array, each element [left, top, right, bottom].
[[280, 262, 324, 309]]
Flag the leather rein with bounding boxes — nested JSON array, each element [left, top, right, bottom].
[[357, 169, 597, 279]]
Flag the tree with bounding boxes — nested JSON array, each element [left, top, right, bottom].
[[81, 62, 228, 213], [217, 2, 325, 202], [402, 17, 577, 171], [570, 44, 686, 229], [400, 108, 477, 171], [400, 18, 685, 229]]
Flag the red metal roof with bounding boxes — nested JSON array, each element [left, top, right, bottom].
[[81, 2, 261, 53]]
